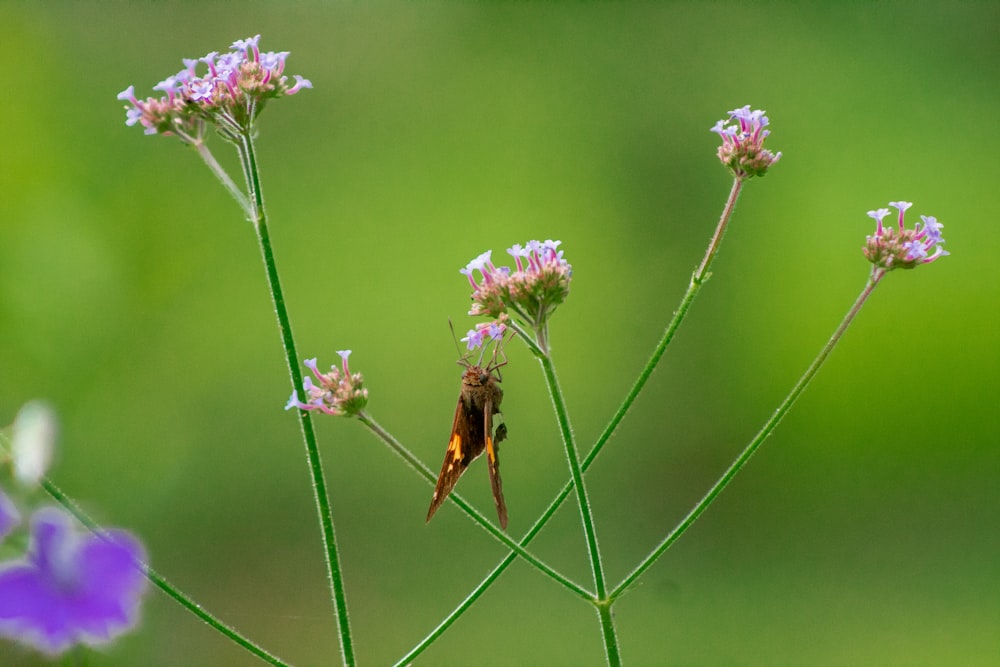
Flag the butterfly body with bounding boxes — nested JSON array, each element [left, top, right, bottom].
[[426, 361, 509, 529]]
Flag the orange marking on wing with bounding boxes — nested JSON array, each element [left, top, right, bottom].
[[449, 434, 463, 461], [485, 435, 496, 463]]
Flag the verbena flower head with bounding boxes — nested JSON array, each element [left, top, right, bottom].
[[11, 401, 57, 487], [864, 201, 948, 271], [0, 507, 148, 656], [285, 351, 368, 416], [711, 105, 782, 179], [117, 34, 311, 142], [463, 240, 572, 328]]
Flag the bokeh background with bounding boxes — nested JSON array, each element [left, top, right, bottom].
[[2, 2, 998, 665]]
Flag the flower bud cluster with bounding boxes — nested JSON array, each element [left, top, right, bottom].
[[285, 351, 368, 417], [461, 240, 572, 328], [710, 105, 782, 179], [117, 35, 311, 141], [864, 201, 948, 271]]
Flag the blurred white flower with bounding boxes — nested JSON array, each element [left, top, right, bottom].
[[12, 401, 57, 486]]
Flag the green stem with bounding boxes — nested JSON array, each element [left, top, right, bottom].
[[238, 133, 355, 666], [596, 602, 622, 666], [536, 353, 619, 661], [193, 141, 250, 216], [611, 270, 885, 599], [537, 355, 606, 594], [356, 412, 592, 600], [694, 177, 743, 283], [40, 479, 291, 667]]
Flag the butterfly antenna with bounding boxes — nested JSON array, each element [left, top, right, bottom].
[[448, 318, 471, 366]]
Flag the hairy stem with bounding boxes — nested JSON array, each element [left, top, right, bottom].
[[536, 353, 619, 661], [239, 133, 355, 665]]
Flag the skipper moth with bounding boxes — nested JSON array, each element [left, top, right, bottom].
[[426, 332, 509, 529]]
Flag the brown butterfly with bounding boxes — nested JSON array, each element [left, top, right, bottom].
[[426, 333, 509, 529]]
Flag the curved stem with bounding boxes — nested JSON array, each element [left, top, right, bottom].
[[611, 271, 885, 599], [239, 133, 355, 666], [40, 479, 291, 667]]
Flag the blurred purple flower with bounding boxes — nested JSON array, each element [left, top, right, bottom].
[[0, 507, 148, 656]]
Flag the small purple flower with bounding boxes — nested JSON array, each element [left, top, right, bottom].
[[232, 35, 261, 59], [188, 78, 216, 102], [0, 507, 148, 656], [461, 328, 486, 350], [0, 488, 20, 545], [863, 201, 948, 272], [921, 215, 944, 244], [286, 74, 313, 95], [711, 105, 782, 179], [486, 321, 506, 341], [459, 320, 509, 355]]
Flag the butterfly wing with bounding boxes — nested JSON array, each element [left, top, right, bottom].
[[426, 394, 486, 524], [484, 396, 508, 529]]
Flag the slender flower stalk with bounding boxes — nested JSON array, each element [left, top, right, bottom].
[[239, 128, 355, 667], [119, 36, 354, 665], [536, 353, 619, 663]]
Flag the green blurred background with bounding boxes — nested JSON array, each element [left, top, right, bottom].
[[1, 2, 998, 665]]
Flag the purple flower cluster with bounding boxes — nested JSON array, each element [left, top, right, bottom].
[[710, 105, 782, 179], [285, 351, 369, 417], [117, 34, 311, 141], [0, 488, 147, 657], [461, 240, 572, 328], [864, 201, 948, 271]]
